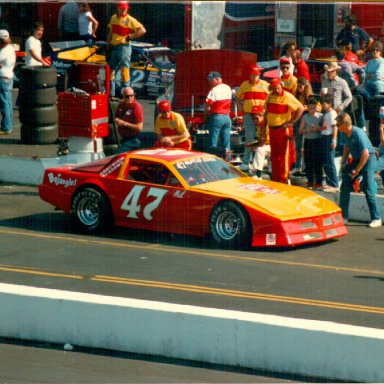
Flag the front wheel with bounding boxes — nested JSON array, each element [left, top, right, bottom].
[[71, 188, 113, 234], [210, 201, 251, 249]]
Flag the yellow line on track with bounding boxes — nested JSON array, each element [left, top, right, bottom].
[[0, 264, 83, 279], [1, 228, 384, 277], [93, 276, 384, 315]]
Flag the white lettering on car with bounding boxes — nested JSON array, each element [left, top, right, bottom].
[[121, 185, 168, 220], [47, 173, 77, 188], [100, 157, 125, 177], [173, 190, 186, 199]]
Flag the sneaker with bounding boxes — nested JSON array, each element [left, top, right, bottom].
[[323, 185, 339, 193], [0, 130, 12, 135], [344, 219, 349, 225], [306, 182, 314, 190], [237, 164, 249, 171], [368, 219, 382, 228], [314, 183, 323, 190]]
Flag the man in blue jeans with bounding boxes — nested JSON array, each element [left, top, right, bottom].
[[205, 72, 232, 152], [0, 29, 16, 135], [337, 113, 382, 228]]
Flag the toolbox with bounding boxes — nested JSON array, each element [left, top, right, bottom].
[[58, 92, 109, 138], [69, 62, 110, 94]]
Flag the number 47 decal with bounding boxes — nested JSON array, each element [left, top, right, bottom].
[[121, 185, 168, 220]]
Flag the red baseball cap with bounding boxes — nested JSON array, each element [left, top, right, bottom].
[[249, 65, 263, 75], [158, 100, 171, 112], [279, 57, 290, 66], [269, 78, 281, 88], [117, 1, 129, 10], [251, 105, 265, 114]]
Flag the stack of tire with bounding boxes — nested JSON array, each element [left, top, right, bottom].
[[19, 66, 58, 144]]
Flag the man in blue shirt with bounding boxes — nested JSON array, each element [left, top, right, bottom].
[[337, 113, 382, 228], [336, 15, 374, 57]]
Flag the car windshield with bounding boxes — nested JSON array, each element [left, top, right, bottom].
[[147, 49, 175, 70], [175, 156, 242, 186]]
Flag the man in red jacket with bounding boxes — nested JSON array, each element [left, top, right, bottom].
[[292, 50, 310, 81]]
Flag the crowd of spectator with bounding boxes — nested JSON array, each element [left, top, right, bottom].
[[1, 7, 384, 227]]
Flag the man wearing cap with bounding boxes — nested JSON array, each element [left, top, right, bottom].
[[279, 57, 298, 94], [336, 15, 374, 57], [0, 29, 16, 135], [114, 87, 144, 153], [265, 78, 304, 184], [155, 100, 192, 150], [248, 105, 270, 179], [337, 112, 382, 228], [321, 61, 352, 114], [205, 72, 232, 152], [107, 1, 146, 97], [236, 65, 269, 171]]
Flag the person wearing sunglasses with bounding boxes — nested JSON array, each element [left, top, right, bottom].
[[364, 41, 384, 98], [279, 57, 297, 94], [114, 86, 144, 154]]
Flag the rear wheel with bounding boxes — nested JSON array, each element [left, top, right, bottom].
[[71, 188, 113, 234], [210, 201, 251, 249]]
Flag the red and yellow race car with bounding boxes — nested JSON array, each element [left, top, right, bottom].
[[39, 149, 347, 248]]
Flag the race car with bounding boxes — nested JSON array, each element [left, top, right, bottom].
[[50, 41, 176, 97], [39, 149, 347, 249]]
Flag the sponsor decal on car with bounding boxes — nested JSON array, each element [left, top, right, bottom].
[[238, 184, 280, 194], [47, 173, 77, 188], [100, 157, 125, 177]]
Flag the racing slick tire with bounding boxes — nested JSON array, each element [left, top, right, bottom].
[[210, 200, 251, 249], [72, 187, 114, 234], [20, 123, 58, 144], [18, 87, 57, 107], [19, 66, 57, 89], [19, 104, 58, 126]]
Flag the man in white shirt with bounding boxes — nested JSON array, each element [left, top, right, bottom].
[[25, 22, 45, 66], [0, 29, 16, 134]]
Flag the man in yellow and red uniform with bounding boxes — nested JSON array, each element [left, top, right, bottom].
[[155, 100, 192, 150], [279, 57, 298, 94], [107, 1, 146, 97], [236, 65, 269, 171], [266, 78, 304, 183]]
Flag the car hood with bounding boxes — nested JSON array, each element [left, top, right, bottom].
[[193, 178, 340, 220]]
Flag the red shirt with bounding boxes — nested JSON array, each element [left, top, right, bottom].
[[115, 99, 144, 139], [293, 59, 310, 81]]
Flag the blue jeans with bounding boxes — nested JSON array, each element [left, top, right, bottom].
[[340, 155, 381, 221], [293, 119, 303, 169], [114, 136, 140, 154], [108, 43, 132, 97], [241, 113, 255, 164], [321, 135, 339, 187], [208, 114, 231, 151], [0, 78, 14, 132]]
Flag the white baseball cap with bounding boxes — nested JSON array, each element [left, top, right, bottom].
[[0, 30, 9, 40]]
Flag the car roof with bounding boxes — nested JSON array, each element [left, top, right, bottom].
[[129, 148, 213, 162]]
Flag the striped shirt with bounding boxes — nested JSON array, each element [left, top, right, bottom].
[[108, 14, 143, 45], [236, 79, 269, 113], [206, 83, 232, 114]]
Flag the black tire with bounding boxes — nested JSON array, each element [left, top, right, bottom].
[[210, 201, 251, 249], [19, 104, 58, 126], [19, 87, 57, 107], [20, 124, 58, 144], [71, 187, 114, 234], [20, 66, 57, 89]]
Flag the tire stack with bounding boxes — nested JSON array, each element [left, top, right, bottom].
[[19, 66, 58, 144]]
